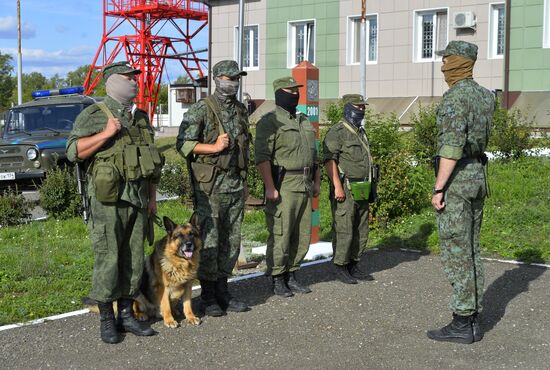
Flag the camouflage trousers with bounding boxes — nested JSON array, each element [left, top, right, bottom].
[[330, 185, 369, 266], [437, 168, 486, 316], [265, 190, 311, 276], [88, 198, 147, 303], [195, 189, 244, 282]]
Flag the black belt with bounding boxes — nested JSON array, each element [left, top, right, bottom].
[[286, 167, 311, 176], [457, 153, 488, 166]]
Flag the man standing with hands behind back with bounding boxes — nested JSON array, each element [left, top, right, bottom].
[[426, 41, 494, 344], [255, 77, 321, 298]]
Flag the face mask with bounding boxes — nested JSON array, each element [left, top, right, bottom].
[[275, 89, 300, 115], [343, 103, 365, 128], [440, 55, 474, 87], [215, 78, 240, 96], [106, 74, 138, 109]]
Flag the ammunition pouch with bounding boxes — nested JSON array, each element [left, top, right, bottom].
[[92, 159, 121, 203], [349, 180, 371, 202], [191, 161, 217, 195]]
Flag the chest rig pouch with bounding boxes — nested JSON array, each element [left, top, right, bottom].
[[190, 96, 249, 194], [91, 103, 164, 203]]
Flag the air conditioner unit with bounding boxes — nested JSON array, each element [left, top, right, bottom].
[[454, 11, 476, 29]]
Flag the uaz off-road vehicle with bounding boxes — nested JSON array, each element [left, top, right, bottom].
[[0, 87, 102, 184]]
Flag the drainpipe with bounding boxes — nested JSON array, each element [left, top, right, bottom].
[[503, 0, 512, 108], [237, 0, 245, 102]]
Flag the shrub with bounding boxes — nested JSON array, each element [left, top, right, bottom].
[[0, 187, 31, 226], [247, 126, 265, 199], [158, 158, 191, 200], [322, 100, 344, 127], [490, 103, 533, 160], [410, 104, 438, 165], [39, 166, 81, 220], [365, 110, 402, 159]]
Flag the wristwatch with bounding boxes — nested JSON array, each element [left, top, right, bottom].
[[432, 187, 444, 195]]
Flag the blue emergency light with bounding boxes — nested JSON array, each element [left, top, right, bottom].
[[31, 86, 84, 98]]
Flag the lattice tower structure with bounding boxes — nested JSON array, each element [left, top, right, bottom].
[[84, 0, 208, 121]]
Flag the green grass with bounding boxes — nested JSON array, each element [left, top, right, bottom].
[[1, 156, 549, 325]]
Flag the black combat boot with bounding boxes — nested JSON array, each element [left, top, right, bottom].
[[472, 312, 484, 342], [97, 301, 120, 344], [334, 264, 358, 284], [272, 274, 294, 297], [200, 280, 224, 317], [348, 261, 374, 281], [117, 298, 155, 336], [286, 271, 312, 294], [427, 314, 474, 344], [215, 277, 250, 312]]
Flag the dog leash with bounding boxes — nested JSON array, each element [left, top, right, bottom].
[[151, 213, 163, 228]]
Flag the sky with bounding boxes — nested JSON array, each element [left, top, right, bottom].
[[0, 0, 208, 83]]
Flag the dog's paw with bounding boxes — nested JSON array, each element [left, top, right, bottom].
[[185, 316, 202, 326], [163, 318, 179, 328]]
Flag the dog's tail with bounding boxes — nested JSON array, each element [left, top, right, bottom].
[[81, 297, 120, 315]]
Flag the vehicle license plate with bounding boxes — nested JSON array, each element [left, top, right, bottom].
[[0, 172, 15, 180]]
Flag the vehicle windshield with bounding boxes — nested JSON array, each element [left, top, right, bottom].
[[4, 104, 82, 136]]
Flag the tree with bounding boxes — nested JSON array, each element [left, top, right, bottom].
[[66, 64, 92, 87], [0, 52, 15, 112], [16, 72, 48, 103], [174, 75, 192, 85]]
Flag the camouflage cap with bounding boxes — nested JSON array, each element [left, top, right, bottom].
[[212, 60, 247, 78], [342, 94, 368, 106], [435, 40, 478, 61], [102, 61, 141, 81], [272, 76, 303, 92]]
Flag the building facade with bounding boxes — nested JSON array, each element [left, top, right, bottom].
[[209, 0, 506, 123]]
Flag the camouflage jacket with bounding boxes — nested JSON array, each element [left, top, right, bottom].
[[255, 106, 318, 192], [436, 79, 494, 162], [176, 92, 250, 194], [66, 96, 153, 208], [323, 120, 371, 180]]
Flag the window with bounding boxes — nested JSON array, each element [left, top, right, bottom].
[[414, 9, 448, 62], [544, 0, 550, 48], [489, 3, 505, 58], [347, 15, 378, 64], [287, 20, 315, 68], [234, 25, 259, 70]]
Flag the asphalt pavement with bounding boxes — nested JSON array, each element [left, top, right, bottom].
[[1, 249, 549, 369]]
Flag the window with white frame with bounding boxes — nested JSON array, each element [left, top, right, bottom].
[[234, 25, 259, 70], [489, 3, 505, 58], [287, 20, 315, 68], [414, 9, 448, 62], [544, 0, 550, 48], [347, 15, 378, 64]]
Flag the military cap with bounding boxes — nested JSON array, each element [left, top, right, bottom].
[[342, 94, 368, 106], [435, 40, 478, 61], [102, 61, 141, 81], [272, 76, 303, 92], [212, 60, 247, 78]]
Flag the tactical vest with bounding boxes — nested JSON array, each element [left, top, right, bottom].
[[194, 95, 249, 174], [93, 102, 164, 183]]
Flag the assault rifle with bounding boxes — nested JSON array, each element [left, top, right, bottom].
[[75, 162, 89, 223]]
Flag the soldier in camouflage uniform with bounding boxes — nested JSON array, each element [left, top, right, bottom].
[[323, 94, 375, 285], [67, 61, 161, 343], [426, 41, 494, 344], [255, 77, 321, 297], [176, 60, 250, 317]]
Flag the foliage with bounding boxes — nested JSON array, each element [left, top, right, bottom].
[[489, 103, 533, 160], [322, 100, 344, 127], [0, 51, 14, 112], [0, 187, 31, 227], [158, 158, 192, 200], [364, 110, 402, 159], [410, 104, 438, 165], [39, 166, 81, 220]]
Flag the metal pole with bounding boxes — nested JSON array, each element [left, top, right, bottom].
[[237, 0, 245, 102], [17, 0, 23, 105], [360, 0, 367, 99], [207, 2, 212, 96]]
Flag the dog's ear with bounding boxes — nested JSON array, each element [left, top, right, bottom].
[[189, 212, 201, 235], [163, 216, 177, 234]]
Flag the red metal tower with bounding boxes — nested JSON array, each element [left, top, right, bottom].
[[84, 0, 208, 121]]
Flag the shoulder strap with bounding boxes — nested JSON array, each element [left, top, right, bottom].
[[342, 121, 373, 182], [96, 102, 115, 119], [203, 96, 225, 135]]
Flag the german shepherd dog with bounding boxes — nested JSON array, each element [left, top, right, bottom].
[[133, 216, 202, 328]]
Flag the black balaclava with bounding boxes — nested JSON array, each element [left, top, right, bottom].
[[343, 103, 365, 128], [275, 89, 300, 116]]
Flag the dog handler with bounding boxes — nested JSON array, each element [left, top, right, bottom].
[[66, 61, 163, 344]]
